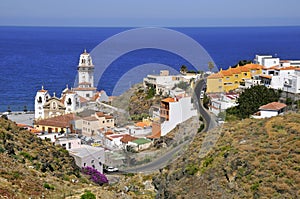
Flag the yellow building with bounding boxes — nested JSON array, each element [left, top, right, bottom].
[[34, 113, 76, 133], [207, 64, 263, 93]]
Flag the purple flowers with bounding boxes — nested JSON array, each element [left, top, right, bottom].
[[81, 166, 108, 185]]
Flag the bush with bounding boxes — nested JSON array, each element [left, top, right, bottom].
[[81, 190, 96, 199], [43, 183, 54, 190], [81, 166, 108, 185], [185, 164, 199, 175]]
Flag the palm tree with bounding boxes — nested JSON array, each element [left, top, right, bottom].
[[208, 62, 214, 72]]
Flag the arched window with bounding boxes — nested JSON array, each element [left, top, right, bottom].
[[37, 96, 42, 103], [67, 98, 72, 105]]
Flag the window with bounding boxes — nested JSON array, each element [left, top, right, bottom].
[[86, 94, 90, 98], [91, 160, 94, 163], [99, 162, 102, 166], [62, 144, 66, 149], [103, 121, 105, 123], [83, 163, 86, 166], [226, 77, 230, 80], [68, 142, 71, 149], [219, 79, 222, 82], [235, 75, 238, 78], [244, 73, 247, 76]]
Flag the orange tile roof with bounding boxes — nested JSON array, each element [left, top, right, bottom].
[[96, 112, 105, 117], [240, 66, 250, 72], [147, 130, 161, 139], [259, 102, 287, 111], [79, 96, 88, 103], [230, 67, 242, 74], [73, 87, 96, 91], [207, 73, 224, 79], [162, 98, 176, 103], [243, 64, 263, 70], [220, 69, 232, 76], [120, 134, 138, 143], [259, 74, 272, 79], [104, 131, 113, 136], [279, 66, 297, 70], [135, 122, 148, 128], [105, 115, 113, 119], [35, 113, 76, 128]]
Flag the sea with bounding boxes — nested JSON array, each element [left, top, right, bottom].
[[0, 26, 300, 112]]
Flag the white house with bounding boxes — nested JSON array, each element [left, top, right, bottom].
[[150, 94, 197, 137], [255, 55, 279, 68], [209, 93, 239, 115], [38, 132, 64, 142], [252, 102, 286, 119], [283, 69, 300, 94], [55, 136, 81, 150], [69, 145, 105, 173]]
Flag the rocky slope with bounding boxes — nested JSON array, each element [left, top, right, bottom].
[[153, 113, 300, 198]]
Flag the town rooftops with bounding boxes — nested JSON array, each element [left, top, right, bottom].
[[35, 113, 76, 128], [259, 102, 287, 111]]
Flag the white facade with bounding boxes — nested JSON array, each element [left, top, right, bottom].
[[34, 87, 50, 119], [38, 132, 64, 142], [55, 136, 81, 150], [160, 96, 197, 136], [209, 93, 238, 115], [69, 145, 105, 173], [73, 50, 96, 100], [283, 70, 300, 94]]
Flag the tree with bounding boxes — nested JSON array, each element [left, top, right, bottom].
[[208, 62, 214, 72], [180, 65, 188, 74], [227, 85, 281, 119]]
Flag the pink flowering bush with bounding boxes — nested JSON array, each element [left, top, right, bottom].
[[81, 166, 108, 185]]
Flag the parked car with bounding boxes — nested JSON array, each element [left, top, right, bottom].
[[107, 166, 118, 172]]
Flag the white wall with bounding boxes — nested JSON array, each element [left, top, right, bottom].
[[161, 97, 197, 136], [260, 110, 279, 118]]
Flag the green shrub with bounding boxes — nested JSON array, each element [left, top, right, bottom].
[[185, 164, 199, 175], [43, 183, 54, 190], [81, 190, 96, 199]]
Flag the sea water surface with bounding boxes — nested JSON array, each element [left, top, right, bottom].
[[0, 26, 300, 112]]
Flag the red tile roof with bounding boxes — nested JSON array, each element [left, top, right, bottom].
[[35, 113, 76, 128], [120, 134, 138, 143], [259, 102, 287, 111], [259, 74, 272, 79]]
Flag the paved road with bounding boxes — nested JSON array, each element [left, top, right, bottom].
[[194, 79, 218, 131], [122, 79, 216, 173]]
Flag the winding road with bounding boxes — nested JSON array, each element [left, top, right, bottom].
[[123, 79, 217, 173]]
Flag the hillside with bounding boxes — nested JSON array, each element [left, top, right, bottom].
[[153, 113, 300, 198], [0, 116, 88, 198]]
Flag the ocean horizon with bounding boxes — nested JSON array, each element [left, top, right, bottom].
[[1, 26, 300, 112]]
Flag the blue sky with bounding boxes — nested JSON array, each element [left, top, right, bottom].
[[1, 0, 300, 27]]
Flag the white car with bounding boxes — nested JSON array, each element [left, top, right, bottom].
[[107, 167, 118, 172]]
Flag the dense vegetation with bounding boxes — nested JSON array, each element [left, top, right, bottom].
[[226, 85, 281, 119]]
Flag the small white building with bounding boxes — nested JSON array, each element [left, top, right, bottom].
[[252, 102, 286, 119], [209, 93, 239, 115], [255, 55, 279, 68], [38, 132, 64, 142], [55, 136, 81, 150], [69, 145, 105, 173]]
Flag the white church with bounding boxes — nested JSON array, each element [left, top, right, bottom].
[[34, 50, 108, 120]]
